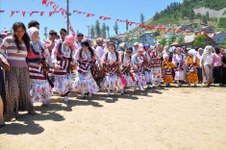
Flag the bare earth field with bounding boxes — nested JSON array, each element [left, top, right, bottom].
[[0, 85, 226, 150]]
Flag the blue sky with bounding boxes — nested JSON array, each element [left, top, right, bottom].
[[0, 0, 182, 39]]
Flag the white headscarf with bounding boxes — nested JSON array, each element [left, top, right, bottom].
[[163, 53, 169, 61], [27, 27, 39, 41], [204, 45, 213, 54]]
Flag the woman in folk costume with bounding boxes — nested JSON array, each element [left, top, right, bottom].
[[51, 35, 76, 102], [172, 47, 186, 87], [196, 48, 203, 83], [0, 22, 35, 121], [131, 48, 147, 91], [162, 53, 175, 87], [27, 27, 53, 106], [101, 42, 124, 95], [150, 44, 163, 87], [120, 47, 135, 92], [143, 44, 152, 88], [73, 40, 99, 98], [200, 45, 213, 86], [185, 49, 200, 86]]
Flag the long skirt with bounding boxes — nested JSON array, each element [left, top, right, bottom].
[[222, 67, 226, 85], [151, 67, 162, 86], [144, 70, 152, 84], [163, 75, 174, 83], [202, 64, 213, 84], [133, 72, 147, 87], [213, 66, 222, 84], [73, 71, 99, 94], [54, 73, 74, 96], [30, 80, 52, 104], [174, 68, 185, 81], [186, 72, 198, 83], [121, 73, 135, 87], [4, 67, 33, 120], [101, 74, 124, 92]]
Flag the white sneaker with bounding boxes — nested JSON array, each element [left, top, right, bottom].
[[64, 96, 68, 102]]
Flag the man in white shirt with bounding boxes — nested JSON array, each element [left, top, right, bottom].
[[95, 38, 105, 59]]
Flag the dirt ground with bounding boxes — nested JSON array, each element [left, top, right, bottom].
[[0, 85, 226, 150]]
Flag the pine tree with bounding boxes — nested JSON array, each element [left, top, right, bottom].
[[101, 23, 107, 39], [95, 20, 101, 37], [114, 21, 119, 35], [206, 11, 210, 20], [106, 25, 110, 38], [90, 25, 95, 39], [140, 13, 145, 24]]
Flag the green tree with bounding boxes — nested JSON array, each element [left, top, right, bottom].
[[221, 40, 226, 49], [194, 35, 206, 48], [90, 25, 95, 39], [202, 15, 208, 25], [114, 21, 119, 35], [95, 20, 101, 37], [140, 13, 145, 24], [101, 23, 107, 39], [168, 34, 176, 45], [106, 25, 110, 38], [160, 37, 167, 46], [206, 11, 210, 20], [178, 34, 185, 45]]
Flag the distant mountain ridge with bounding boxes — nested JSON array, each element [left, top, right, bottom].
[[148, 0, 226, 29]]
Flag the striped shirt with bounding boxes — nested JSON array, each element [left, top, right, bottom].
[[0, 36, 28, 67]]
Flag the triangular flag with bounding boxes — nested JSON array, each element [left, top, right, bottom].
[[10, 11, 16, 17], [40, 11, 44, 16], [42, 0, 47, 4], [22, 11, 26, 17]]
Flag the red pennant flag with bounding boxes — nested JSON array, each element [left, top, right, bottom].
[[0, 10, 5, 13], [49, 11, 53, 16], [91, 14, 95, 17], [10, 11, 16, 17], [42, 0, 47, 4], [86, 13, 91, 17], [99, 16, 104, 19], [61, 9, 66, 16], [48, 1, 54, 6], [22, 11, 26, 17], [40, 11, 44, 16]]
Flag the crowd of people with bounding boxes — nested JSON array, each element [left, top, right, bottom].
[[0, 20, 226, 128]]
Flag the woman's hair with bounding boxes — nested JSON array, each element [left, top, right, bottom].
[[214, 47, 220, 54], [13, 22, 30, 51], [107, 42, 116, 51]]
